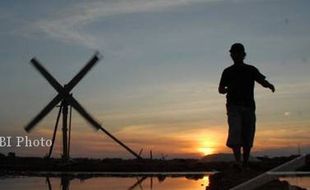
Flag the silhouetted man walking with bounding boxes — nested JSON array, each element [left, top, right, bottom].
[[219, 43, 275, 168]]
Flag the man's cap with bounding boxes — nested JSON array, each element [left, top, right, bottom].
[[230, 43, 245, 53]]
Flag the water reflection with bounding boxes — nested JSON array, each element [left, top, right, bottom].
[[279, 176, 310, 189], [0, 174, 210, 190]]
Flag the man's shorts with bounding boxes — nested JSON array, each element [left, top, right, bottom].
[[226, 105, 256, 148]]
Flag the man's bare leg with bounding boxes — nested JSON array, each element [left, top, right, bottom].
[[243, 146, 251, 168], [232, 147, 241, 162], [232, 147, 242, 171]]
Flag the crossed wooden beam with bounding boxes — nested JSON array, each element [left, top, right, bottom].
[[24, 53, 142, 160]]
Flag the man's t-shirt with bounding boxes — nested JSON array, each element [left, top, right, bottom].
[[219, 63, 266, 109]]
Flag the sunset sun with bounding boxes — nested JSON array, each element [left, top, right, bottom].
[[198, 147, 215, 156]]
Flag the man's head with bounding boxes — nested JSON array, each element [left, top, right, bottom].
[[230, 43, 246, 63]]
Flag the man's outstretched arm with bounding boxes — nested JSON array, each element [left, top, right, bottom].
[[258, 79, 275, 92]]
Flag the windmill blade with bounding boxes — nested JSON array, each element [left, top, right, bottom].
[[66, 53, 101, 92], [25, 94, 63, 132], [68, 96, 142, 159], [31, 58, 64, 94], [67, 96, 101, 130]]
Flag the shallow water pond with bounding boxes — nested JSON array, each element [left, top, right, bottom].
[[279, 176, 310, 189], [0, 174, 210, 190]]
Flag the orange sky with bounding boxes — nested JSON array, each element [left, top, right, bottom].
[[1, 0, 310, 159]]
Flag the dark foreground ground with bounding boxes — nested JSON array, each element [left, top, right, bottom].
[[0, 154, 309, 190]]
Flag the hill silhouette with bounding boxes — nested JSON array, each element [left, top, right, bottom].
[[201, 153, 259, 162]]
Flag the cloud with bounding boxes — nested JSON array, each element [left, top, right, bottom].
[[28, 0, 217, 49]]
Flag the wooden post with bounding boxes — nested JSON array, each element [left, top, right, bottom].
[[62, 100, 69, 161]]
